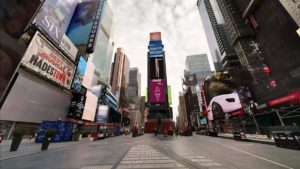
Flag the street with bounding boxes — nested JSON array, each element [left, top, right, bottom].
[[1, 134, 299, 169]]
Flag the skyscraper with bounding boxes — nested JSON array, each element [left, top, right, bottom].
[[197, 0, 240, 71], [127, 67, 141, 105], [110, 48, 130, 108], [185, 54, 212, 85]]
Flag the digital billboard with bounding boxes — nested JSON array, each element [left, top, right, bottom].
[[149, 40, 162, 47], [34, 0, 78, 44], [149, 58, 165, 79], [68, 93, 86, 119], [149, 79, 166, 103], [72, 56, 87, 92], [97, 105, 109, 123], [66, 0, 101, 45], [149, 46, 163, 51], [82, 58, 95, 90], [21, 32, 76, 89]]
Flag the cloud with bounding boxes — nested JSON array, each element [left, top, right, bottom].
[[109, 0, 211, 121]]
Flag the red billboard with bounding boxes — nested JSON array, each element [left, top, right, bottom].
[[149, 79, 166, 103]]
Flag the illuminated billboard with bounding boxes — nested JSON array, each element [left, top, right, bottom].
[[168, 85, 172, 105], [34, 0, 78, 44], [97, 105, 109, 123], [72, 56, 87, 92], [66, 0, 102, 46], [149, 79, 166, 103], [82, 90, 98, 121], [149, 58, 165, 79]]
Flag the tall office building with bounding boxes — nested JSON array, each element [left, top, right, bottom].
[[197, 0, 240, 70], [91, 0, 115, 85], [127, 67, 141, 105], [185, 54, 212, 85], [216, 0, 300, 104], [110, 48, 130, 108]]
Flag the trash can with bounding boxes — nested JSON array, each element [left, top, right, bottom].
[[0, 134, 4, 143]]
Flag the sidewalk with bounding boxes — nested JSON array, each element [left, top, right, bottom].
[[0, 138, 91, 161], [218, 133, 275, 145]]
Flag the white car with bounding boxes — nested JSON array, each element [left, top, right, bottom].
[[207, 93, 242, 120]]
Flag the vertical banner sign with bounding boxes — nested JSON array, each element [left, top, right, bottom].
[[279, 0, 300, 26], [82, 57, 95, 90], [21, 32, 76, 89], [34, 0, 78, 44], [86, 0, 104, 53], [72, 56, 87, 92], [149, 79, 166, 103]]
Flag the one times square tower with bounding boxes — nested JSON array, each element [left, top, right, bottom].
[[146, 32, 172, 132]]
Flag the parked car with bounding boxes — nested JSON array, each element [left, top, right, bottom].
[[207, 93, 242, 120]]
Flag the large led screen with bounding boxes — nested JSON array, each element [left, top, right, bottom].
[[149, 58, 165, 79], [149, 79, 166, 103], [66, 1, 100, 45]]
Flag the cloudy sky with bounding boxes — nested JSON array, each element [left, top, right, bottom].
[[109, 0, 213, 120]]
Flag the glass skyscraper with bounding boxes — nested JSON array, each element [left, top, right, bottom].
[[197, 0, 240, 71]]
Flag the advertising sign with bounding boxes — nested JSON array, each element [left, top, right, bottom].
[[34, 0, 78, 44], [168, 85, 172, 105], [86, 0, 105, 53], [21, 32, 76, 89], [149, 50, 163, 55], [149, 46, 163, 51], [82, 58, 95, 90], [82, 90, 98, 121], [97, 105, 109, 123], [68, 93, 86, 119], [279, 0, 300, 26], [72, 56, 87, 92], [66, 1, 100, 45], [150, 32, 161, 41], [60, 34, 78, 61], [149, 79, 166, 103], [149, 40, 162, 47]]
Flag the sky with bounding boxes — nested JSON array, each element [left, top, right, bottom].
[[109, 0, 213, 120]]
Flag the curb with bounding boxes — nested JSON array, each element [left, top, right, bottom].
[[0, 141, 89, 161], [218, 135, 275, 145]]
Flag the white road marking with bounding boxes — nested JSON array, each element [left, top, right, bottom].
[[209, 140, 294, 169], [117, 145, 186, 169], [81, 165, 113, 169]]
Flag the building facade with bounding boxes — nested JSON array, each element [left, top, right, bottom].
[[110, 48, 130, 109], [197, 0, 240, 70], [127, 67, 141, 105]]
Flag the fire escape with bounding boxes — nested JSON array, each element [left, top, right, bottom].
[[216, 0, 268, 86]]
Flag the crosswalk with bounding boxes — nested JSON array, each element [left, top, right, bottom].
[[116, 145, 187, 169], [183, 155, 222, 167], [81, 145, 224, 169]]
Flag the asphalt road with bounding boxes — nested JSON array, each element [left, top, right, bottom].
[[1, 134, 299, 169]]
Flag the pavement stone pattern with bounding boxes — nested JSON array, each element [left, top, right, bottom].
[[116, 145, 188, 169]]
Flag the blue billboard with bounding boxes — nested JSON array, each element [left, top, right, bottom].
[[97, 105, 109, 123], [34, 0, 78, 44], [149, 50, 163, 55], [149, 46, 163, 51], [66, 0, 101, 45], [72, 56, 87, 92], [149, 40, 163, 47]]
